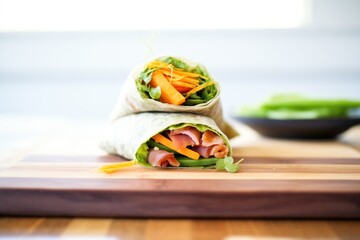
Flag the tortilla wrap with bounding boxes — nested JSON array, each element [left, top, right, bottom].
[[109, 56, 238, 139], [100, 112, 231, 166]]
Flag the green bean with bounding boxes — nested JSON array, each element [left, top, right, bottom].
[[177, 157, 220, 167]]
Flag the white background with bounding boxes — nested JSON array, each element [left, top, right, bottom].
[[0, 0, 359, 119]]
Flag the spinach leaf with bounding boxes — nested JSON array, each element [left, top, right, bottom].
[[216, 157, 243, 173], [149, 86, 161, 100], [163, 57, 190, 71]]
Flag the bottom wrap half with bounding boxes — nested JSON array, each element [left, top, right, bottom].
[[100, 112, 232, 169]]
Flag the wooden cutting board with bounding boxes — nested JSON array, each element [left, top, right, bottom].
[[0, 155, 359, 218]]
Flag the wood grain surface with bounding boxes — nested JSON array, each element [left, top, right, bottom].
[[1, 120, 360, 239], [1, 155, 359, 218], [1, 217, 360, 240]]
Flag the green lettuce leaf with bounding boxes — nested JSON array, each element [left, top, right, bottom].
[[135, 143, 152, 167], [162, 56, 191, 71]]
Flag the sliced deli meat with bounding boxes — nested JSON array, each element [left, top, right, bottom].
[[210, 144, 229, 158], [167, 127, 230, 159], [191, 146, 212, 158], [167, 134, 195, 150], [201, 130, 224, 147], [192, 144, 229, 158], [147, 149, 180, 168], [168, 126, 201, 149]]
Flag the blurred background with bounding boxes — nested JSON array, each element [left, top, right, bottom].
[[0, 0, 360, 152]]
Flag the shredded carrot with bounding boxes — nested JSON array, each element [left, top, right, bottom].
[[98, 160, 136, 174], [185, 81, 215, 99], [160, 69, 184, 79], [175, 77, 199, 85], [147, 60, 208, 80], [150, 71, 185, 105], [172, 69, 208, 80], [147, 61, 173, 70], [164, 74, 185, 83], [152, 134, 200, 160], [164, 75, 199, 86]]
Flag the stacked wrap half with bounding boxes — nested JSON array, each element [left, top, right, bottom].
[[100, 56, 239, 171]]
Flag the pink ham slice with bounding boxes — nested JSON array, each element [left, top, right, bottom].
[[192, 144, 229, 158], [191, 146, 212, 158], [201, 130, 224, 147], [210, 144, 229, 158], [168, 127, 201, 149], [147, 149, 180, 168], [192, 130, 229, 158]]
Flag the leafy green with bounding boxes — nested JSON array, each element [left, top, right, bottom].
[[239, 94, 360, 119], [140, 69, 155, 84], [135, 143, 152, 167], [216, 157, 243, 173], [167, 123, 225, 141], [184, 94, 206, 105], [149, 86, 161, 100], [162, 57, 191, 71], [193, 65, 209, 79], [225, 163, 240, 173], [136, 68, 161, 100], [201, 84, 217, 102]]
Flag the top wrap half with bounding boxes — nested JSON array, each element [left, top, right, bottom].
[[110, 56, 238, 139]]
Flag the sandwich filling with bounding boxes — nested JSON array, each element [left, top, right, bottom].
[[137, 125, 230, 168], [136, 57, 218, 106]]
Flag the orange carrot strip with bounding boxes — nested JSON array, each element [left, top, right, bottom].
[[150, 71, 185, 105], [185, 81, 215, 99], [174, 86, 192, 93], [152, 134, 200, 160], [98, 160, 136, 173], [171, 81, 197, 89]]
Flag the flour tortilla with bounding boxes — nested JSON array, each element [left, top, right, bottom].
[[109, 56, 238, 139], [100, 112, 231, 163]]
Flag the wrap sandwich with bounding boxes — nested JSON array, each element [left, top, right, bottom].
[[110, 56, 237, 139], [100, 113, 241, 173]]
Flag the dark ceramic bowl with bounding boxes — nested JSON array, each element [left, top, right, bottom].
[[232, 116, 360, 139]]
